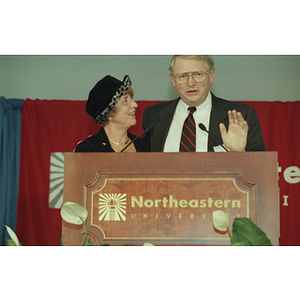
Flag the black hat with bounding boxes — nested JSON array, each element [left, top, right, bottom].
[[86, 75, 132, 124]]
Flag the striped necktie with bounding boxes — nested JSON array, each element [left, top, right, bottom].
[[180, 107, 196, 152]]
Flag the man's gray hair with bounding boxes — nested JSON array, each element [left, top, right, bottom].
[[169, 55, 215, 76]]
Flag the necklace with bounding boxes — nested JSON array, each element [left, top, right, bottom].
[[109, 137, 130, 146]]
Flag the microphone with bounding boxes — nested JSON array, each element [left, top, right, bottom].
[[198, 123, 229, 152], [120, 122, 155, 152]]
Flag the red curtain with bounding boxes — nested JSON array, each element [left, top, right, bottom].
[[16, 100, 99, 245], [16, 99, 300, 245], [249, 101, 300, 246]]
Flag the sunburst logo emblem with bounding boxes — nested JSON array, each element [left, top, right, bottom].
[[98, 193, 127, 221]]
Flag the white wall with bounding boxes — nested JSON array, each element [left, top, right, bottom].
[[1, 55, 299, 101]]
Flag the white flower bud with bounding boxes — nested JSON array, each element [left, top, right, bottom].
[[60, 201, 88, 225], [212, 210, 229, 232]]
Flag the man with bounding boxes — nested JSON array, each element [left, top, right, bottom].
[[142, 55, 266, 152]]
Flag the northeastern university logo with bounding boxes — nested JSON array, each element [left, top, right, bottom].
[[98, 193, 127, 221]]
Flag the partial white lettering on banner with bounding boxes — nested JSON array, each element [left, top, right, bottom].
[[284, 166, 300, 184], [279, 165, 300, 184], [278, 165, 300, 207]]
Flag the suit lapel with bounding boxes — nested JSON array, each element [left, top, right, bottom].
[[152, 99, 179, 151], [208, 93, 228, 151]]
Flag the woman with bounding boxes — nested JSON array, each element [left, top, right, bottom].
[[74, 75, 149, 152]]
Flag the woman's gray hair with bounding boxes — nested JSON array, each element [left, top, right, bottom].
[[169, 55, 215, 76]]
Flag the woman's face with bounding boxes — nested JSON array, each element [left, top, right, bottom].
[[109, 93, 138, 129]]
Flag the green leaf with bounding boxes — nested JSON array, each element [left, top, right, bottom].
[[85, 239, 95, 246], [6, 239, 18, 246], [231, 218, 272, 246]]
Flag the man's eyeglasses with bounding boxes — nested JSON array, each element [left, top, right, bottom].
[[174, 70, 209, 84]]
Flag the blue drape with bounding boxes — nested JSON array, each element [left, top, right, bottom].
[[0, 97, 23, 245]]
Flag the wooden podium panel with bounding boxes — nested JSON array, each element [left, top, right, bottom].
[[62, 152, 279, 246]]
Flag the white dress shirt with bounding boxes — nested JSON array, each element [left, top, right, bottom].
[[163, 92, 212, 152]]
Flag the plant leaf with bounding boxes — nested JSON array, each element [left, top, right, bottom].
[[4, 225, 21, 246], [6, 239, 17, 246], [143, 243, 155, 246], [212, 210, 229, 232], [231, 218, 272, 246], [60, 201, 88, 225], [85, 239, 95, 246]]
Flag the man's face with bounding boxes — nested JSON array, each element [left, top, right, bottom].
[[169, 57, 215, 107]]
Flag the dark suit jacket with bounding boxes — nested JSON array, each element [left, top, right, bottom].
[[142, 93, 266, 152], [74, 126, 150, 152]]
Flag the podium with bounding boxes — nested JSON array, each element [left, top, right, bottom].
[[62, 152, 279, 246]]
